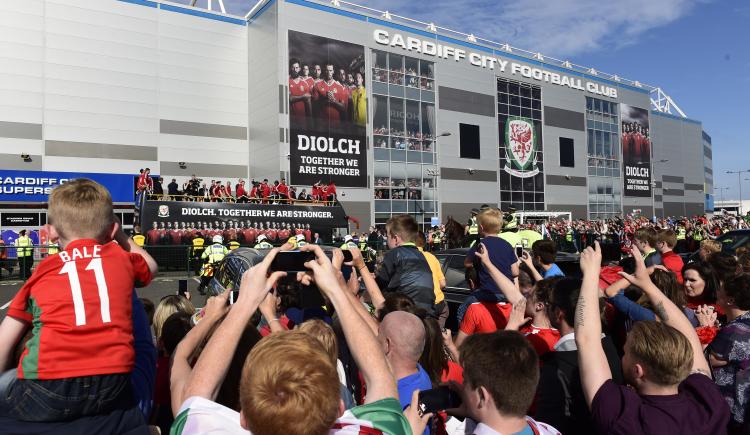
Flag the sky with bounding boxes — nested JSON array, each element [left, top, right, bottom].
[[190, 0, 749, 200]]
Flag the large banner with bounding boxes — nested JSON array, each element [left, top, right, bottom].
[[0, 170, 136, 203], [621, 105, 651, 197], [140, 200, 348, 232], [498, 112, 545, 211], [288, 30, 368, 188]]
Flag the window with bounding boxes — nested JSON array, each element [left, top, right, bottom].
[[559, 137, 575, 167], [459, 123, 480, 159]]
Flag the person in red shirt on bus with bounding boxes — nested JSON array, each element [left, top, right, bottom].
[[312, 64, 347, 130], [137, 168, 153, 193], [235, 180, 248, 203], [0, 179, 157, 423], [224, 181, 233, 201], [324, 181, 337, 205], [276, 178, 290, 203], [260, 179, 271, 203]]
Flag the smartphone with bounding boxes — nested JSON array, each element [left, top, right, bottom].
[[342, 249, 353, 262], [418, 386, 463, 414], [177, 279, 188, 297], [270, 250, 316, 273], [515, 244, 523, 258]]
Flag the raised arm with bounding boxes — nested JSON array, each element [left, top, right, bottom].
[[114, 222, 158, 276], [170, 291, 230, 415], [575, 242, 613, 409], [618, 246, 709, 374], [182, 250, 286, 403], [301, 245, 398, 404], [474, 243, 524, 304]]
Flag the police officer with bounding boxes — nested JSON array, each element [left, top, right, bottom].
[[47, 240, 60, 256], [254, 234, 273, 249], [191, 231, 206, 275], [465, 208, 480, 247], [14, 229, 33, 280], [340, 234, 358, 250], [198, 235, 229, 295], [675, 223, 687, 254]]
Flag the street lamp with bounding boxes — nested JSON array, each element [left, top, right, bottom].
[[726, 170, 750, 215], [715, 186, 729, 204]]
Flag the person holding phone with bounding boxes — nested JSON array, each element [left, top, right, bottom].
[[519, 239, 565, 282]]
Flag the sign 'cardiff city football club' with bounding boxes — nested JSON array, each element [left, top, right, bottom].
[[503, 117, 540, 178]]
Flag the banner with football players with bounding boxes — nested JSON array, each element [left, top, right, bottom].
[[288, 31, 368, 188], [621, 104, 651, 197]]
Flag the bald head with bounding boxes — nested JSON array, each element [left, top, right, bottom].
[[379, 311, 425, 362]]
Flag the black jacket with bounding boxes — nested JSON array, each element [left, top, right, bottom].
[[375, 244, 435, 310], [535, 335, 624, 435]]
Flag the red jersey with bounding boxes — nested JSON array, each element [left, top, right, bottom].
[[249, 186, 258, 198], [8, 239, 152, 379], [224, 184, 232, 197], [146, 229, 161, 245], [261, 183, 271, 198], [312, 79, 347, 128], [661, 250, 684, 284], [168, 229, 182, 245], [303, 229, 311, 242], [520, 325, 560, 356], [266, 229, 278, 241], [325, 183, 337, 197], [278, 229, 291, 241], [289, 77, 311, 121], [224, 228, 237, 241], [459, 301, 512, 335], [277, 183, 290, 197], [304, 76, 314, 89], [236, 185, 247, 198], [137, 173, 153, 191], [242, 229, 257, 244]]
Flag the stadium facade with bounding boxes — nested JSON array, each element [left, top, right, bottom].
[[0, 0, 713, 230]]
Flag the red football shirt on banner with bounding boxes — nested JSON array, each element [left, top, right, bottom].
[[289, 77, 311, 121], [8, 239, 153, 380], [313, 79, 347, 128]]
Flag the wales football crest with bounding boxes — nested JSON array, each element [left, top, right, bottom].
[[503, 117, 539, 178]]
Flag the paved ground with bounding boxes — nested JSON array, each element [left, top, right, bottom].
[[0, 273, 211, 321]]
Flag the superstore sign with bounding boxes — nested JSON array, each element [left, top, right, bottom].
[[374, 30, 618, 99]]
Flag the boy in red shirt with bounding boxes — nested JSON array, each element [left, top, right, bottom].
[[0, 179, 157, 422], [655, 229, 684, 284]]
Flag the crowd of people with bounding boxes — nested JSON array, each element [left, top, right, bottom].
[[137, 170, 339, 205], [4, 178, 750, 434]]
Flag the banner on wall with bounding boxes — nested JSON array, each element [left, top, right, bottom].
[[502, 117, 540, 178], [621, 105, 651, 197], [0, 169, 137, 203], [287, 30, 368, 188]]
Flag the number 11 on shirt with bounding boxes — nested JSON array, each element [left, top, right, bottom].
[[59, 258, 111, 326]]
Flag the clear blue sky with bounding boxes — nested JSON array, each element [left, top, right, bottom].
[[203, 0, 750, 200]]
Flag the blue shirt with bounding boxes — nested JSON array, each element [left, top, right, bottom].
[[397, 364, 433, 435], [466, 236, 517, 297], [543, 263, 565, 278]]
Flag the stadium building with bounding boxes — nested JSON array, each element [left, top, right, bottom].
[[0, 0, 713, 230]]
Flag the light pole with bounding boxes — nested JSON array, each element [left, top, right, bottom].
[[727, 170, 750, 215], [715, 186, 729, 205]]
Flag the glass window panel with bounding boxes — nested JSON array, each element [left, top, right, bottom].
[[389, 71, 403, 85], [390, 136, 405, 150], [421, 103, 435, 140], [405, 100, 420, 138], [509, 95, 520, 106], [421, 90, 434, 102], [499, 94, 508, 104], [520, 86, 531, 97], [586, 97, 593, 110], [375, 200, 390, 213], [508, 82, 519, 95], [595, 131, 603, 155], [389, 97, 404, 136], [593, 99, 601, 112], [404, 86, 420, 100], [510, 106, 521, 116], [374, 147, 389, 161], [373, 95, 389, 134], [532, 109, 542, 120], [531, 87, 541, 100], [521, 97, 531, 107], [392, 200, 407, 212], [405, 57, 418, 75], [532, 99, 541, 110], [521, 107, 532, 118], [419, 60, 434, 78], [373, 50, 388, 69], [389, 53, 403, 72], [407, 151, 421, 163], [391, 149, 406, 162], [374, 161, 390, 178], [389, 84, 404, 97]]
